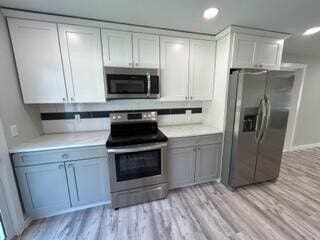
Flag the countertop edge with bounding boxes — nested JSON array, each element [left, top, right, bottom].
[[9, 126, 223, 154]]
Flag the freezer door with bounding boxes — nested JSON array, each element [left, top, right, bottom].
[[229, 69, 268, 188], [254, 71, 294, 183]]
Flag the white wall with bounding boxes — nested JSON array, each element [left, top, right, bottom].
[[0, 14, 42, 148], [283, 52, 320, 147]]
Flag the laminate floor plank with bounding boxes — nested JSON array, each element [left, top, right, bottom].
[[18, 149, 320, 240]]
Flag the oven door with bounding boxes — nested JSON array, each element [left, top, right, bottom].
[[107, 142, 167, 192]]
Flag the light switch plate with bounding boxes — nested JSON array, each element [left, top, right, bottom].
[[10, 125, 18, 137]]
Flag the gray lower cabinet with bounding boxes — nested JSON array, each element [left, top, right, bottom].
[[168, 147, 196, 189], [13, 146, 110, 218], [168, 134, 222, 189], [65, 158, 110, 207], [195, 144, 221, 183], [15, 163, 71, 216]]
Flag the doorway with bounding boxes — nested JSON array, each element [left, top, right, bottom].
[[0, 118, 25, 239], [281, 63, 307, 151], [0, 211, 6, 240]]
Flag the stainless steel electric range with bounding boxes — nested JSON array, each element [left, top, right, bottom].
[[106, 111, 168, 209]]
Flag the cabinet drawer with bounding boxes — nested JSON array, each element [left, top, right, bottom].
[[13, 146, 108, 167], [168, 134, 222, 149]]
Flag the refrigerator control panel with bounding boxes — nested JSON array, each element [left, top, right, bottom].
[[243, 115, 256, 132]]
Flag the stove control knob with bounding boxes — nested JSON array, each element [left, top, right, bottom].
[[117, 115, 122, 119], [112, 116, 117, 120], [148, 114, 151, 118], [143, 114, 147, 118]]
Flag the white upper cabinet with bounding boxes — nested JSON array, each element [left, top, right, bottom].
[[189, 39, 215, 101], [160, 36, 189, 101], [256, 37, 284, 70], [231, 33, 284, 69], [101, 29, 133, 67], [8, 18, 67, 104], [232, 34, 258, 68], [132, 33, 159, 68], [59, 24, 105, 103]]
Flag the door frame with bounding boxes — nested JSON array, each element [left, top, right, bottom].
[[0, 119, 25, 238], [280, 63, 307, 152]]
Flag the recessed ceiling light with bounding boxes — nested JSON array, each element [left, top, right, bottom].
[[303, 27, 320, 36], [203, 8, 219, 20]]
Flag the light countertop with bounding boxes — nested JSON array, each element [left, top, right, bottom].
[[159, 124, 222, 139], [9, 124, 222, 153], [9, 131, 110, 153]]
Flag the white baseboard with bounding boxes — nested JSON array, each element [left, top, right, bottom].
[[288, 142, 320, 152]]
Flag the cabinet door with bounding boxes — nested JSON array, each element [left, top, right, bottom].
[[7, 18, 67, 104], [59, 24, 105, 103], [65, 158, 109, 207], [168, 147, 195, 189], [15, 163, 70, 217], [195, 144, 221, 183], [232, 34, 258, 68], [133, 33, 159, 69], [160, 36, 189, 101], [101, 29, 133, 67], [189, 39, 215, 100], [256, 37, 284, 70]]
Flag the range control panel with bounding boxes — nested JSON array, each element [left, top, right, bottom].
[[110, 111, 157, 123]]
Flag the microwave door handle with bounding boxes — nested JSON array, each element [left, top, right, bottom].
[[147, 73, 151, 97], [107, 142, 167, 153]]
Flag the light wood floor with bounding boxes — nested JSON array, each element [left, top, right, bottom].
[[18, 148, 320, 240]]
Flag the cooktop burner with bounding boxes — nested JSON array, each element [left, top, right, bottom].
[[106, 111, 168, 147]]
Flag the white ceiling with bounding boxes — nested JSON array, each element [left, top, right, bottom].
[[0, 0, 320, 56]]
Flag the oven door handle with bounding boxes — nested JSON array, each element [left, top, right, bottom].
[[107, 142, 167, 153]]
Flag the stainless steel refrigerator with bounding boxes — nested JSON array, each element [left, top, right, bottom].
[[221, 68, 295, 189]]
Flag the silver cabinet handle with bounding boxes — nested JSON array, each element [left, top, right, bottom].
[[62, 98, 66, 102], [62, 154, 68, 159], [67, 163, 74, 168], [135, 63, 139, 67], [129, 62, 132, 66], [190, 96, 193, 100], [58, 164, 64, 170], [70, 97, 75, 101], [185, 96, 188, 100]]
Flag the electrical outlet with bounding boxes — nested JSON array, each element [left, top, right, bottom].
[[10, 125, 18, 137]]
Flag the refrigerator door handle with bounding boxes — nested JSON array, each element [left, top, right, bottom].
[[255, 96, 267, 142], [260, 95, 271, 141]]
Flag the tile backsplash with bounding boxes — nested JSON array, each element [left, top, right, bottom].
[[40, 100, 205, 133]]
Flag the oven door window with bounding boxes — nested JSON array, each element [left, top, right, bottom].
[[108, 79, 147, 94], [115, 149, 161, 181]]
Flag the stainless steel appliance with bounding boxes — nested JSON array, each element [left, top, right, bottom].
[[221, 69, 295, 189], [106, 111, 168, 209], [105, 68, 159, 99]]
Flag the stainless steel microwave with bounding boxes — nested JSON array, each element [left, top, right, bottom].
[[106, 71, 160, 99]]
